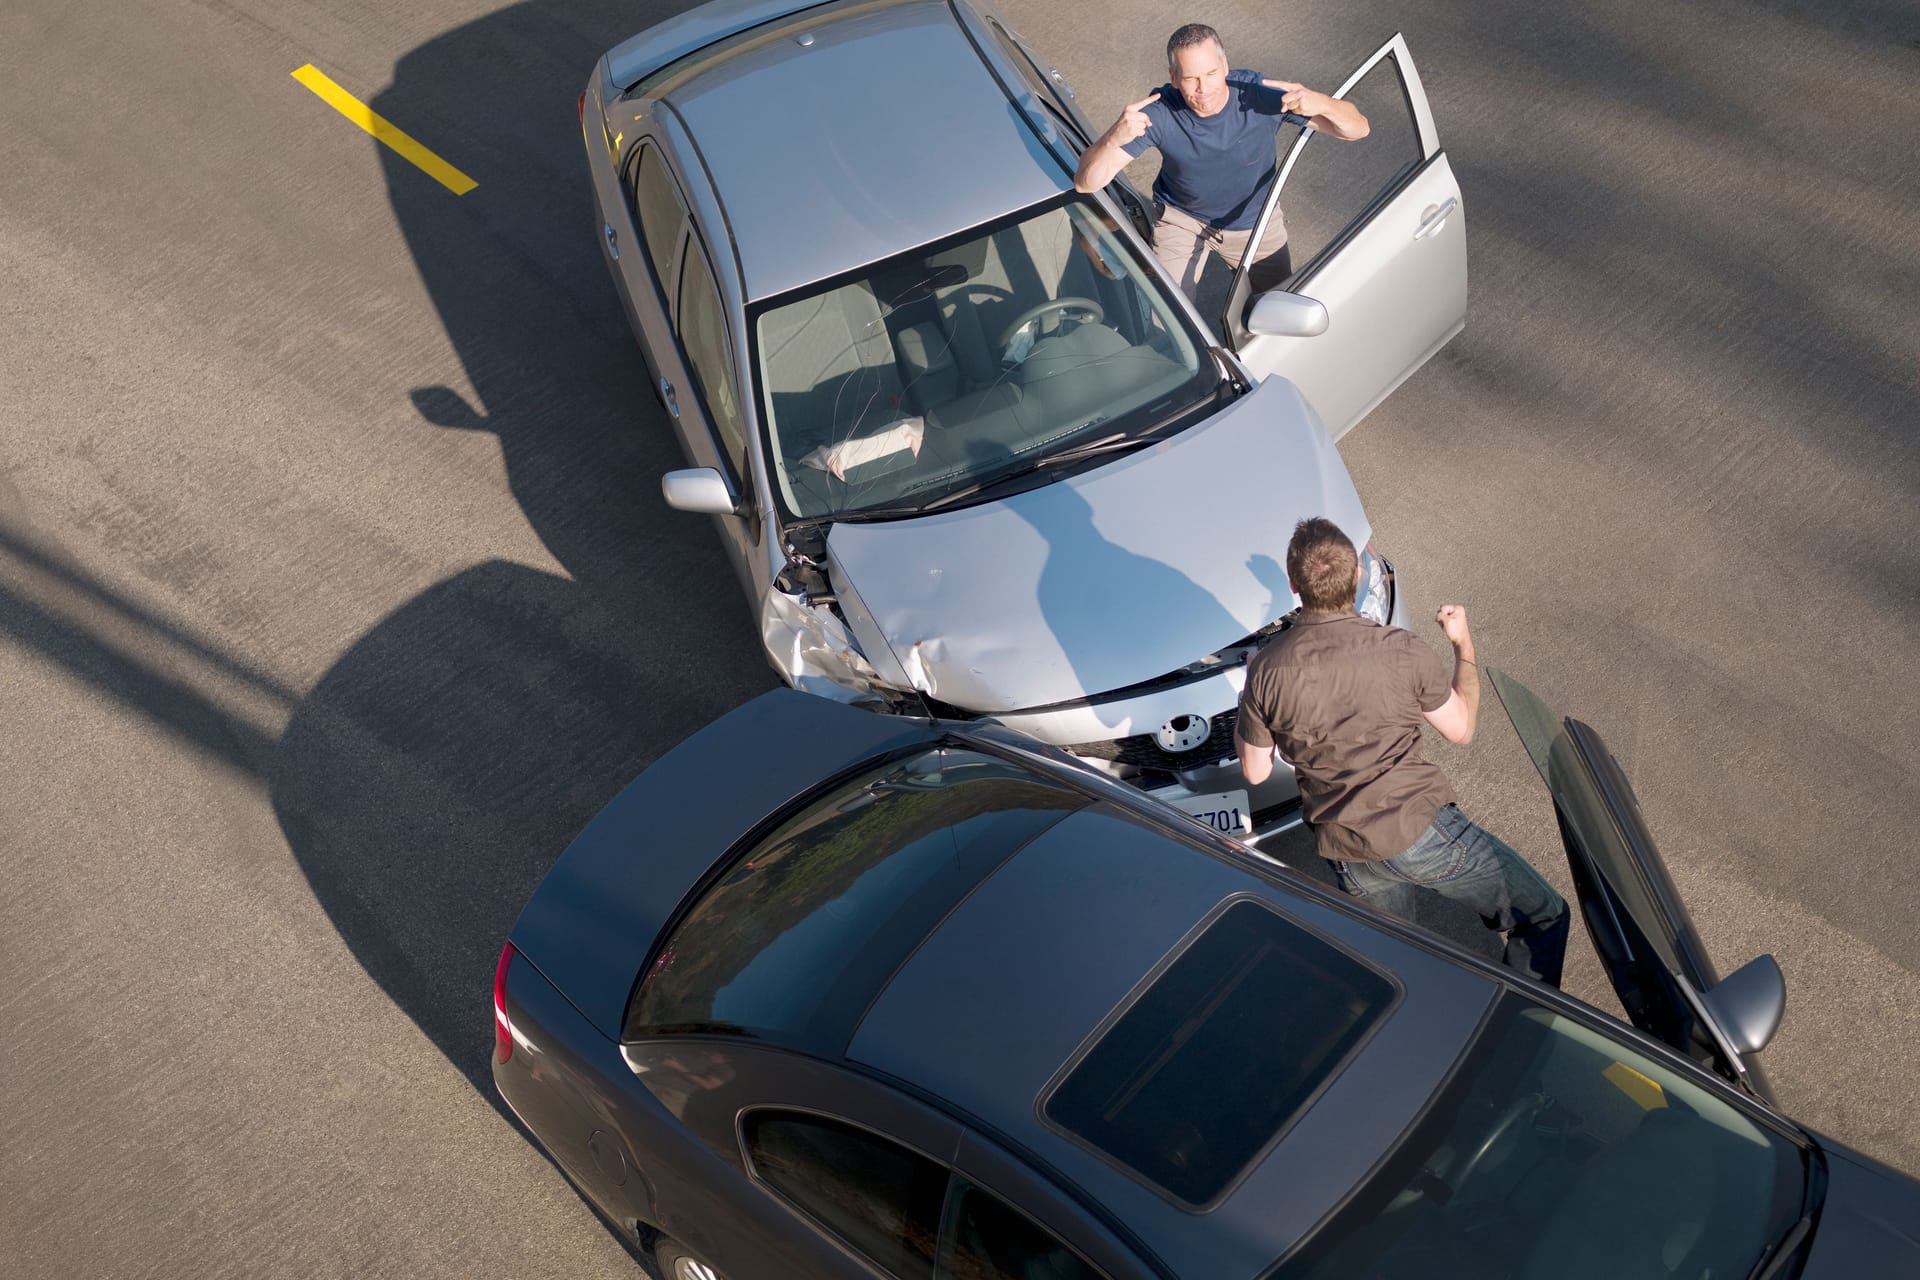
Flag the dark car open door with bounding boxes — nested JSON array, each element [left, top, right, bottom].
[[1488, 669, 1786, 1101]]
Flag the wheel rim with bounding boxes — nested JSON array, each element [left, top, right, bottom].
[[672, 1257, 720, 1280]]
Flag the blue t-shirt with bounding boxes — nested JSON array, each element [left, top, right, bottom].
[[1121, 69, 1304, 231]]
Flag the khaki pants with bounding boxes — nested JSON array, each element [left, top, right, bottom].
[[1152, 200, 1292, 301]]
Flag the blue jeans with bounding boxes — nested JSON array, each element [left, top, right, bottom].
[[1332, 804, 1570, 987]]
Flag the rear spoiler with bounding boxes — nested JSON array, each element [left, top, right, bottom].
[[606, 0, 839, 90]]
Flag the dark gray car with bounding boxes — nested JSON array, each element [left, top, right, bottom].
[[492, 673, 1920, 1280]]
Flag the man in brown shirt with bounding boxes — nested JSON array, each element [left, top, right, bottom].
[[1236, 517, 1568, 985]]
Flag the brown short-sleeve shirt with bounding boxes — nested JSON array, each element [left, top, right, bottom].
[[1237, 611, 1454, 862]]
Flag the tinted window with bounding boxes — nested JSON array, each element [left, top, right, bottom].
[[1273, 999, 1805, 1280], [937, 1180, 1104, 1280], [746, 1113, 946, 1279], [627, 749, 1084, 1053], [1045, 899, 1396, 1206], [629, 143, 686, 293], [678, 241, 749, 479]]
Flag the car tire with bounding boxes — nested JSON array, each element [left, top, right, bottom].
[[655, 1237, 725, 1280]]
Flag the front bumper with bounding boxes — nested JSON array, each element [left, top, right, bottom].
[[989, 555, 1403, 847]]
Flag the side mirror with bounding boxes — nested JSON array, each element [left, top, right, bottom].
[[1699, 954, 1786, 1055], [1246, 290, 1330, 338], [661, 468, 739, 516]]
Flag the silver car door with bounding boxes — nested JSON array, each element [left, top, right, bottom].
[[583, 60, 655, 369], [672, 230, 763, 598], [1224, 34, 1468, 439], [621, 136, 694, 427]]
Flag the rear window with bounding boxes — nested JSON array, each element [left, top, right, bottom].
[[1044, 899, 1397, 1206], [626, 748, 1085, 1053]]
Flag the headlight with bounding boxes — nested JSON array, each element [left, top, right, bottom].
[[1355, 545, 1392, 625]]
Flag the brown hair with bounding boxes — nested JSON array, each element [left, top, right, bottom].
[[1287, 517, 1359, 612], [1166, 23, 1225, 68]]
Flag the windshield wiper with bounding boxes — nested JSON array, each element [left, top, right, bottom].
[[1745, 1214, 1813, 1280], [834, 430, 1155, 521], [914, 430, 1157, 509]]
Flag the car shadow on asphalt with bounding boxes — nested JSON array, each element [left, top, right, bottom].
[[268, 0, 771, 1120]]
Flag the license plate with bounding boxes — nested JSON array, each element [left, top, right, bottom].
[[1163, 788, 1252, 835]]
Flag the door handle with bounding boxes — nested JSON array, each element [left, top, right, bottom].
[[660, 378, 679, 417], [604, 223, 620, 258], [1414, 197, 1458, 241]]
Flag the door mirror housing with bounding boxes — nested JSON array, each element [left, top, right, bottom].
[[661, 468, 740, 516], [1246, 290, 1331, 338], [1699, 954, 1786, 1055]]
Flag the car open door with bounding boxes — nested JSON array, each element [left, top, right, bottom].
[[1223, 34, 1467, 439], [1488, 669, 1786, 1101]]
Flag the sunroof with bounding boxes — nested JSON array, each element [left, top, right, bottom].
[[1044, 899, 1397, 1207]]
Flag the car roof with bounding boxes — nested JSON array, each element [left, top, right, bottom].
[[846, 802, 1498, 1280], [660, 0, 1069, 300]]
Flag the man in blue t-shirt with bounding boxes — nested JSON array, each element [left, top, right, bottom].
[[1074, 23, 1369, 300]]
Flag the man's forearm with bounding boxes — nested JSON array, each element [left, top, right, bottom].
[[1312, 97, 1369, 140], [1450, 640, 1480, 740], [1074, 135, 1132, 192], [1236, 734, 1274, 785]]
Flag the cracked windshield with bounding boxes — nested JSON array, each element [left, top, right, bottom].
[[754, 197, 1219, 519]]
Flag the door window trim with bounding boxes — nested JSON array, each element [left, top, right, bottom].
[[740, 1105, 953, 1278], [740, 1104, 1116, 1280], [675, 230, 751, 486], [623, 138, 693, 314], [1222, 34, 1436, 343]]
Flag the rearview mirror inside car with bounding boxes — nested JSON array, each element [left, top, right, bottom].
[[1246, 290, 1331, 339], [1699, 954, 1787, 1056], [661, 468, 739, 516]]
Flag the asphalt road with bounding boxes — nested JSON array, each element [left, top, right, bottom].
[[2, 0, 1915, 1274]]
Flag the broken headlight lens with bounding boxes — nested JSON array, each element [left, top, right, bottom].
[[1355, 545, 1392, 625]]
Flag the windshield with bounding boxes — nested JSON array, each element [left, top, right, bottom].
[[751, 196, 1217, 520], [1275, 997, 1805, 1280]]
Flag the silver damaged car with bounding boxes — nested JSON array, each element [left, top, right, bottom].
[[580, 0, 1468, 841]]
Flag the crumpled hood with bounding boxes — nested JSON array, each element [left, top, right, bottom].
[[825, 377, 1371, 713]]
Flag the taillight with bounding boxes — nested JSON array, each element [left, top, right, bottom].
[[577, 91, 587, 124], [493, 942, 517, 1064]]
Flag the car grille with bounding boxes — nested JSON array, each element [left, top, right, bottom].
[[1066, 709, 1239, 771]]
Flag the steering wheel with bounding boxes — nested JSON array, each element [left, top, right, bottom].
[[995, 296, 1105, 351], [1452, 1092, 1550, 1190]]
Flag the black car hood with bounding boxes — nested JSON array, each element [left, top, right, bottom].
[[1798, 1140, 1920, 1278], [507, 689, 937, 1040]]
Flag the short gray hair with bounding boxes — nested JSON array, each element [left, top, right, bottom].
[[1166, 23, 1225, 67]]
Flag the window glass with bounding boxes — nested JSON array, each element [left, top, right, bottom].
[[746, 1113, 947, 1280], [1044, 899, 1396, 1206], [1268, 52, 1424, 279], [936, 1180, 1104, 1280], [752, 196, 1220, 521], [629, 143, 687, 293], [678, 241, 749, 479], [1274, 999, 1806, 1280], [627, 749, 1084, 1053]]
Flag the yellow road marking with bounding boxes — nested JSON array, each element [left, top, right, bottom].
[[291, 64, 477, 195]]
